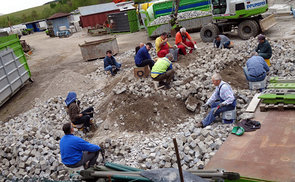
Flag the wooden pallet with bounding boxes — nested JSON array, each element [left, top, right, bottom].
[[260, 103, 295, 112]]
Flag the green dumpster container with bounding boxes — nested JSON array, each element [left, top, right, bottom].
[[0, 34, 31, 107]]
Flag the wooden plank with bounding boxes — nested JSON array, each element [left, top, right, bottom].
[[260, 103, 266, 112], [246, 93, 261, 113], [153, 82, 165, 90]]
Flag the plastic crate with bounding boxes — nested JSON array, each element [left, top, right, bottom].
[[222, 108, 236, 124], [249, 77, 267, 90]]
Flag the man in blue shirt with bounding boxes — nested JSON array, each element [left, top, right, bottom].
[[213, 35, 231, 49], [104, 50, 121, 76], [134, 42, 155, 69], [60, 123, 101, 169], [243, 52, 269, 82]]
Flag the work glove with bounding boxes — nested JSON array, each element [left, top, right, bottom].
[[218, 102, 226, 107], [194, 44, 197, 49]]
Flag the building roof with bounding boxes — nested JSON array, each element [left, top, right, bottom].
[[47, 12, 70, 20], [78, 2, 120, 16], [116, 1, 136, 11], [25, 19, 45, 24]]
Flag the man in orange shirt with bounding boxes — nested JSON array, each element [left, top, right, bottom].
[[175, 27, 197, 55]]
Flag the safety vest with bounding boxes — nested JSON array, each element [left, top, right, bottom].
[[151, 57, 171, 78]]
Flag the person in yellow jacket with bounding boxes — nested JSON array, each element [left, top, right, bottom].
[[151, 53, 175, 89], [155, 32, 172, 58]]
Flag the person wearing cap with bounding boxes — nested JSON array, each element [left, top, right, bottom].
[[175, 27, 197, 55], [151, 53, 175, 89], [60, 123, 102, 169], [65, 92, 94, 132], [197, 73, 236, 128], [213, 35, 232, 49], [255, 34, 272, 61], [243, 52, 269, 82], [134, 42, 155, 69], [155, 32, 173, 58]]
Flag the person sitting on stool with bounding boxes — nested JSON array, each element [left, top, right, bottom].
[[155, 32, 173, 58], [60, 123, 102, 169], [175, 27, 197, 55], [197, 73, 236, 128], [134, 42, 155, 69], [65, 92, 94, 133], [243, 52, 269, 82], [255, 34, 272, 66]]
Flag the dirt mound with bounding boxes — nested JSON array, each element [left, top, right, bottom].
[[99, 93, 194, 133], [40, 70, 96, 101], [220, 63, 248, 89]]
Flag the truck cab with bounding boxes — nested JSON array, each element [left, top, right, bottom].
[[200, 0, 275, 42], [212, 0, 268, 19]]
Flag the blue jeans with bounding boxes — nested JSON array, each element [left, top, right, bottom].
[[215, 41, 230, 49], [202, 101, 235, 127], [243, 66, 266, 82], [105, 62, 121, 74]]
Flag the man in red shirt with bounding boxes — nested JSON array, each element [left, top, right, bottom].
[[175, 27, 197, 55], [155, 32, 173, 57]]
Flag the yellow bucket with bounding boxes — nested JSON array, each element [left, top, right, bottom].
[[264, 59, 271, 66]]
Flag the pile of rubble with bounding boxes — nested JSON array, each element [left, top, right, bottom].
[[0, 90, 105, 181], [149, 11, 211, 26], [102, 120, 233, 170], [0, 38, 294, 181]]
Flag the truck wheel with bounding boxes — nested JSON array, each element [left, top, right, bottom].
[[238, 20, 259, 40], [200, 24, 220, 42]]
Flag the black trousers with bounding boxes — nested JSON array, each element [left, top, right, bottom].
[[152, 70, 175, 84], [74, 107, 94, 127], [136, 59, 155, 69], [66, 151, 99, 169]]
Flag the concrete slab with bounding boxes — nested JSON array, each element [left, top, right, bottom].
[[205, 109, 295, 181]]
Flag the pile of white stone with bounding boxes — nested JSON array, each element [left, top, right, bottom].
[[149, 11, 211, 26], [0, 90, 105, 181], [0, 38, 294, 181], [112, 38, 295, 114], [102, 120, 233, 170]]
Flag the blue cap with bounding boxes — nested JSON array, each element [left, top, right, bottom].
[[65, 92, 77, 106]]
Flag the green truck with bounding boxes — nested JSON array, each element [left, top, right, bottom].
[[142, 0, 276, 41], [142, 0, 212, 38]]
